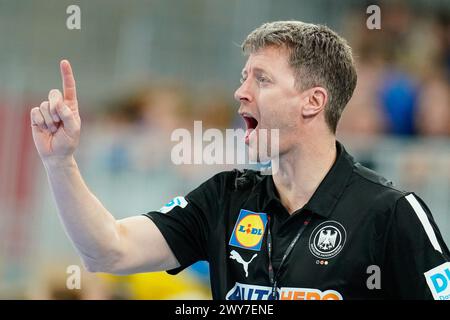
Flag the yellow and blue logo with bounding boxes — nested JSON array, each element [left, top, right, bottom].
[[229, 209, 268, 251]]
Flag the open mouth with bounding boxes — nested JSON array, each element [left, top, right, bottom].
[[242, 115, 258, 144]]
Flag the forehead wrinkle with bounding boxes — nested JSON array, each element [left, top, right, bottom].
[[242, 48, 291, 78], [241, 65, 272, 77]]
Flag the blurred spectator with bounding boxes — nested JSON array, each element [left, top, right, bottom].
[[416, 72, 450, 136], [378, 70, 419, 135], [341, 0, 450, 137], [338, 51, 386, 136]]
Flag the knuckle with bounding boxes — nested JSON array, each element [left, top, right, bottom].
[[49, 99, 59, 109], [35, 117, 44, 125], [49, 89, 60, 98], [49, 103, 58, 114], [31, 109, 39, 120], [40, 101, 49, 109]]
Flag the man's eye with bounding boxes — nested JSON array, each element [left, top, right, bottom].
[[239, 77, 246, 84], [257, 76, 269, 84]]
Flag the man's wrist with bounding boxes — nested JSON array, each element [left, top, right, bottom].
[[43, 155, 77, 170]]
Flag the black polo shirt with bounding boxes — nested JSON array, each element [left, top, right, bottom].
[[144, 141, 450, 300]]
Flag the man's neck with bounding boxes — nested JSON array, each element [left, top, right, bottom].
[[272, 138, 337, 215]]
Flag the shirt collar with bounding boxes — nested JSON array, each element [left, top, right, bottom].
[[254, 140, 355, 218]]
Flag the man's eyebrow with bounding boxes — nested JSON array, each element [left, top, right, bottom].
[[253, 67, 270, 75], [241, 67, 271, 77]]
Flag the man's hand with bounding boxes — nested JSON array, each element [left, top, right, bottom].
[[28, 59, 180, 275], [31, 60, 81, 162]]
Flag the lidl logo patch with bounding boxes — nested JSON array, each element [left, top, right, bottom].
[[424, 262, 450, 300], [229, 209, 268, 251]]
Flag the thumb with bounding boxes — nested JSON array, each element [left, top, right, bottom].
[[56, 103, 80, 137]]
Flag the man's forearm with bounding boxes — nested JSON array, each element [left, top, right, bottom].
[[43, 156, 121, 271]]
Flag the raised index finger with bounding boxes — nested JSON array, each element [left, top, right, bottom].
[[60, 59, 77, 102]]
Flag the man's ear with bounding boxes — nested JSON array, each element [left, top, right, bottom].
[[301, 87, 328, 117]]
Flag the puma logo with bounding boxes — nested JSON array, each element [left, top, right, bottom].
[[229, 250, 258, 278]]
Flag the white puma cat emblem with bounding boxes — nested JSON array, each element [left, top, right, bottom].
[[229, 250, 258, 278]]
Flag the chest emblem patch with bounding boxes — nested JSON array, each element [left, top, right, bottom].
[[309, 220, 347, 259], [229, 209, 268, 251]]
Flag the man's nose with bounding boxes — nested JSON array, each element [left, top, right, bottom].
[[234, 79, 253, 104]]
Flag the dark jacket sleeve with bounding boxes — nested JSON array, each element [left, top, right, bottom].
[[382, 193, 450, 299]]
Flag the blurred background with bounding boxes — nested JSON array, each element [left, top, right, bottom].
[[0, 0, 449, 299]]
